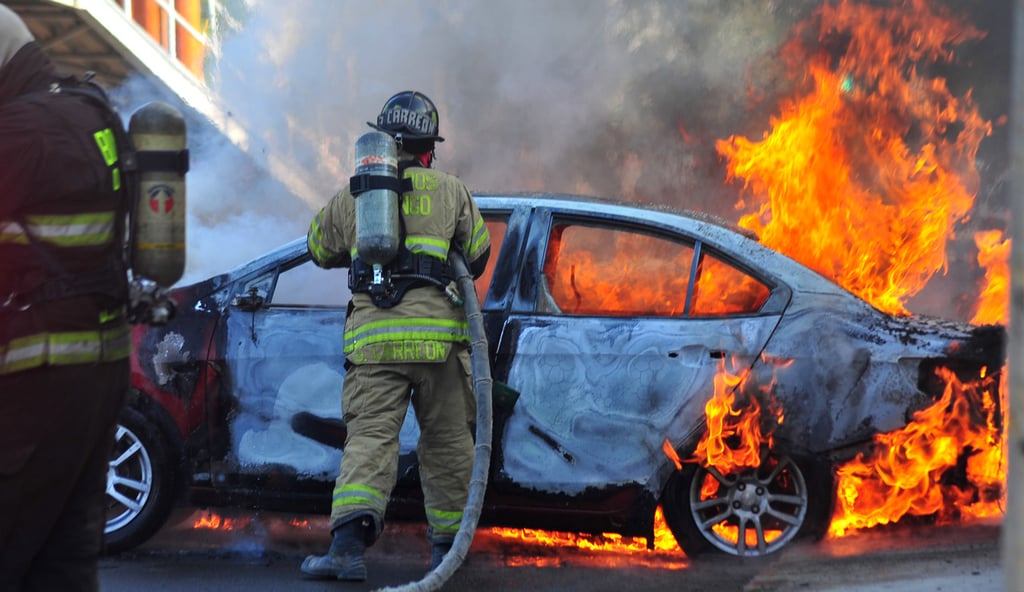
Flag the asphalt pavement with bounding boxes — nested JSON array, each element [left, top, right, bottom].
[[746, 521, 1002, 591], [99, 509, 1007, 592]]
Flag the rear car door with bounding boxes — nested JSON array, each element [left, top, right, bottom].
[[492, 207, 787, 495]]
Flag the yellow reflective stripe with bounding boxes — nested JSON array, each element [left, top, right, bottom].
[[93, 128, 118, 165], [0, 323, 131, 376], [466, 217, 489, 257], [93, 128, 122, 191], [307, 210, 328, 261], [405, 235, 449, 259], [307, 209, 346, 267], [343, 318, 469, 351], [1, 334, 47, 373], [425, 508, 463, 534], [0, 213, 116, 247], [0, 220, 28, 244], [331, 484, 387, 514]]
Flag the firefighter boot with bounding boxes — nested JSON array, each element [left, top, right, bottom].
[[429, 540, 453, 570], [300, 520, 368, 580]]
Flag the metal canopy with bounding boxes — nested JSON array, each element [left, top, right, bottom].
[[6, 0, 320, 208]]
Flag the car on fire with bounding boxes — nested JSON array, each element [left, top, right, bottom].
[[104, 193, 1005, 558]]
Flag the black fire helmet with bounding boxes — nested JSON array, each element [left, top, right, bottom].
[[367, 90, 445, 145]]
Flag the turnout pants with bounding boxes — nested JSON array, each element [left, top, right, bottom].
[[0, 361, 128, 592], [330, 345, 476, 542]]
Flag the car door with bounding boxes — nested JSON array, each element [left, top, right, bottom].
[[213, 247, 420, 493], [491, 207, 787, 495], [213, 248, 352, 492]]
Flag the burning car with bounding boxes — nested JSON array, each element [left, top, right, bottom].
[[104, 193, 1004, 558]]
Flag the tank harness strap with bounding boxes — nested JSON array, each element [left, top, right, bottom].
[[136, 149, 190, 176], [348, 251, 454, 309], [350, 174, 413, 196], [348, 159, 454, 308]]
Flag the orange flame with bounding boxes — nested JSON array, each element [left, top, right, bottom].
[[713, 0, 1007, 540], [971, 230, 1010, 326], [829, 366, 1004, 536], [488, 506, 686, 567], [663, 438, 684, 470], [717, 0, 990, 317], [191, 512, 251, 531], [691, 358, 782, 475]]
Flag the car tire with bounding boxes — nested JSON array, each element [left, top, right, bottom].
[[661, 453, 833, 558], [103, 406, 177, 554]]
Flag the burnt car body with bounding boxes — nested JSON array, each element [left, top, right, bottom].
[[104, 193, 1004, 557]]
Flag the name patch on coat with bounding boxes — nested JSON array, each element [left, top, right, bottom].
[[350, 340, 449, 363]]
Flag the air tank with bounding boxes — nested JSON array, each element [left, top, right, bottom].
[[129, 101, 188, 288], [354, 131, 400, 265]]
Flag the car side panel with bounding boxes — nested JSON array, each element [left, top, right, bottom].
[[495, 314, 781, 495]]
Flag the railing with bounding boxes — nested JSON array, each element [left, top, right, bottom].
[[110, 0, 223, 80]]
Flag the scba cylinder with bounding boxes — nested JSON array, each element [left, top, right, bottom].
[[130, 101, 188, 288], [354, 131, 400, 265]]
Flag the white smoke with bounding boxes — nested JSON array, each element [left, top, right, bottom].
[[112, 0, 816, 284], [180, 0, 811, 264], [202, 0, 812, 219]]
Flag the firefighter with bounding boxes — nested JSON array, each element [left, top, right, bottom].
[[0, 7, 131, 591], [302, 90, 490, 581]]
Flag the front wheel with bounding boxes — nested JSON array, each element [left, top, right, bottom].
[[103, 406, 177, 554], [662, 453, 833, 558]]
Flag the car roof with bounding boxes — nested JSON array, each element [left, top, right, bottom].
[[472, 192, 757, 239], [472, 192, 861, 298], [201, 191, 868, 310]]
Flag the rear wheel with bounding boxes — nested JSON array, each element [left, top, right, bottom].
[[662, 453, 833, 557], [104, 406, 177, 554]]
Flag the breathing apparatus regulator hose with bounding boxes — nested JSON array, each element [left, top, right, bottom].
[[372, 250, 493, 592]]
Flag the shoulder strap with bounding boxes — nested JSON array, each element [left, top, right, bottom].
[[11, 73, 134, 303], [55, 73, 138, 278]]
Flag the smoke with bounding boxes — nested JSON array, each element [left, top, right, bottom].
[[234, 0, 830, 203], [111, 73, 307, 285], [165, 0, 821, 280], [117, 0, 1010, 317]]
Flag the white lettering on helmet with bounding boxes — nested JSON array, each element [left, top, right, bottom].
[[380, 106, 436, 136]]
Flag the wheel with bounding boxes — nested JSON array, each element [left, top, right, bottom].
[[103, 406, 177, 554], [661, 453, 833, 558]]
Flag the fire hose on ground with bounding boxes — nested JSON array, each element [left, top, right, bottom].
[[374, 251, 493, 592]]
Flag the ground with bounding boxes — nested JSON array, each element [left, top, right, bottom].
[[99, 509, 1003, 591]]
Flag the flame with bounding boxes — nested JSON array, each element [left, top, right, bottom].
[[543, 224, 771, 318], [691, 358, 782, 475], [192, 511, 251, 531], [677, 357, 786, 547], [489, 506, 686, 568], [711, 0, 1007, 540], [970, 229, 1010, 326], [828, 228, 1009, 537], [716, 0, 990, 317], [829, 366, 1004, 536], [663, 437, 684, 470]]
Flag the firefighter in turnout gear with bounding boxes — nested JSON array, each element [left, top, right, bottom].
[[0, 6, 186, 590], [302, 90, 490, 581]]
